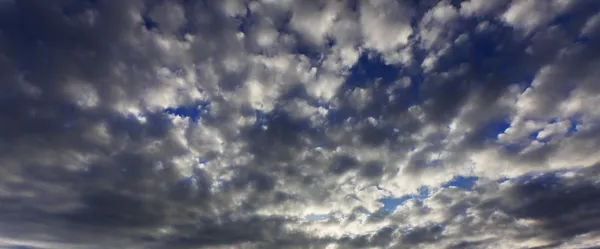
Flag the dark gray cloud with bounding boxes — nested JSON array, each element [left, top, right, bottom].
[[0, 0, 599, 248]]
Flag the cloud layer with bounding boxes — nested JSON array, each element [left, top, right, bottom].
[[0, 0, 599, 248]]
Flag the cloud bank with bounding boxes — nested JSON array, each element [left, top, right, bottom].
[[0, 0, 599, 248]]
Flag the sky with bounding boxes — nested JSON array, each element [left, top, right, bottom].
[[0, 0, 600, 248]]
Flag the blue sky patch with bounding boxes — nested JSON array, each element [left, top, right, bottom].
[[566, 118, 580, 136], [442, 176, 479, 190], [378, 186, 430, 213], [344, 52, 401, 89], [483, 119, 511, 140], [164, 101, 211, 122], [378, 195, 414, 213], [141, 15, 159, 30]]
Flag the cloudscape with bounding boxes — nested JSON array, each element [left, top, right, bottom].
[[1, 0, 600, 248]]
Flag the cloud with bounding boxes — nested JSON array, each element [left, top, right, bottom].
[[0, 0, 599, 248]]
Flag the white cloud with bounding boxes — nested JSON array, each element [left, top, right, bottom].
[[1, 0, 600, 248], [460, 0, 506, 17], [359, 0, 413, 62], [502, 0, 571, 33]]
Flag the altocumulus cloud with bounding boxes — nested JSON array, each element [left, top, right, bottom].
[[0, 0, 600, 248]]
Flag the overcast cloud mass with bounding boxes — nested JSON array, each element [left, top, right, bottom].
[[1, 0, 600, 248]]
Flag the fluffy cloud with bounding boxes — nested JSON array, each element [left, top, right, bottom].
[[0, 0, 599, 248]]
